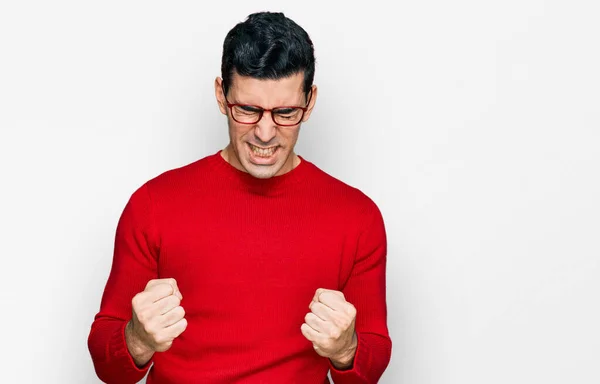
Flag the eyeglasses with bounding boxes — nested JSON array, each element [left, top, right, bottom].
[[222, 87, 312, 127]]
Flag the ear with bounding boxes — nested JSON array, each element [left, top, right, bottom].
[[215, 77, 228, 115], [301, 85, 318, 122]]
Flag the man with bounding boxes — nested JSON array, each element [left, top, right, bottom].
[[88, 11, 392, 383]]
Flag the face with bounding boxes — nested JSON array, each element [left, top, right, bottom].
[[215, 71, 317, 179]]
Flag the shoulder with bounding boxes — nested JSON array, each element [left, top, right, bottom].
[[136, 152, 218, 201], [304, 158, 382, 220]]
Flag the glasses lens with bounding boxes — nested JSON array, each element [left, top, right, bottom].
[[232, 105, 261, 124], [273, 108, 303, 126]]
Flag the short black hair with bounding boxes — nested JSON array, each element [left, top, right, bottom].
[[221, 12, 315, 98]]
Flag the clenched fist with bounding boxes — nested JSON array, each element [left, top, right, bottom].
[[300, 288, 358, 369], [125, 278, 187, 366]]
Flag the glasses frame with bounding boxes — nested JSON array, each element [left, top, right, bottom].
[[222, 86, 313, 127]]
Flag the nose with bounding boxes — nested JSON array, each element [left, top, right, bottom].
[[253, 111, 277, 143]]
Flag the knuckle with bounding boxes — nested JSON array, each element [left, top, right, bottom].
[[134, 291, 150, 306], [167, 296, 180, 311], [339, 317, 351, 329], [142, 321, 154, 335], [131, 294, 142, 308], [154, 334, 166, 344], [169, 306, 184, 320], [167, 307, 183, 325], [177, 318, 188, 333], [347, 303, 356, 316], [137, 310, 148, 323], [156, 331, 172, 345]]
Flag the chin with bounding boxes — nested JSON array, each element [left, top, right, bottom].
[[240, 145, 289, 178], [242, 159, 283, 179]]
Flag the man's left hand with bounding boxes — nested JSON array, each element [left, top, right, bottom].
[[300, 288, 358, 367]]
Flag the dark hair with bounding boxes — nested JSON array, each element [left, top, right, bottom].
[[221, 12, 315, 99]]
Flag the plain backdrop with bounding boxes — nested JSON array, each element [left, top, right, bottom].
[[1, 0, 599, 383]]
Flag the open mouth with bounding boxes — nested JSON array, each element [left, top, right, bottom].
[[248, 143, 278, 158]]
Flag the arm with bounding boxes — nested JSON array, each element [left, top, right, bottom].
[[87, 183, 159, 383], [329, 201, 392, 383]]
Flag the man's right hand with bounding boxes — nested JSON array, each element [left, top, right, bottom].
[[125, 278, 187, 365]]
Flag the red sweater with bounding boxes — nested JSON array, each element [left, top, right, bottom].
[[88, 150, 392, 383]]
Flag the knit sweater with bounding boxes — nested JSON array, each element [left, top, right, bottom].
[[88, 150, 392, 383]]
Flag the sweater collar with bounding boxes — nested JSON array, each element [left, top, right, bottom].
[[210, 149, 310, 195]]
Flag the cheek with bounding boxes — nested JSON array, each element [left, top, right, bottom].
[[284, 129, 300, 145], [228, 121, 253, 140]]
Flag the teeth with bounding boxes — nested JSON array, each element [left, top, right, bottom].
[[250, 144, 277, 157]]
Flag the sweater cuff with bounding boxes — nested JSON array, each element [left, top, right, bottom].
[[109, 321, 153, 376], [328, 331, 370, 383]]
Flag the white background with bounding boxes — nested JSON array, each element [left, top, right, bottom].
[[1, 1, 599, 383]]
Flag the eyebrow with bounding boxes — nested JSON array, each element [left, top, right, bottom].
[[233, 100, 304, 108], [229, 93, 305, 108]]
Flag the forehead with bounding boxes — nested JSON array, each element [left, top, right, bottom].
[[229, 71, 304, 106]]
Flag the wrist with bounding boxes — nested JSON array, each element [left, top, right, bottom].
[[125, 321, 154, 367], [330, 332, 358, 370]]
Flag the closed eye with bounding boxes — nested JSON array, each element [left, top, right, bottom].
[[274, 108, 299, 115], [238, 105, 262, 113]]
